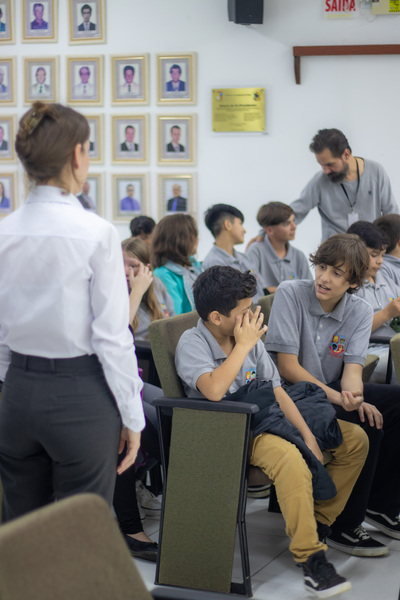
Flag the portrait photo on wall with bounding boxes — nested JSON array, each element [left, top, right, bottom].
[[75, 173, 102, 215], [157, 53, 196, 105], [0, 115, 15, 161], [0, 0, 14, 44], [23, 0, 57, 42], [0, 173, 15, 216], [0, 57, 15, 105], [24, 58, 57, 104], [113, 174, 147, 221], [111, 55, 148, 105], [158, 115, 196, 166], [67, 56, 103, 105], [112, 115, 148, 164], [158, 174, 194, 219], [69, 0, 105, 44], [84, 114, 103, 163]]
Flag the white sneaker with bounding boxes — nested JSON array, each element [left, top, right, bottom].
[[136, 480, 162, 518]]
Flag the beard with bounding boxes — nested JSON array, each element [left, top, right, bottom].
[[326, 161, 349, 183]]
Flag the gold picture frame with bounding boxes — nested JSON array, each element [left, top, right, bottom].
[[158, 173, 195, 219], [0, 172, 16, 216], [157, 52, 196, 105], [67, 55, 103, 105], [0, 0, 15, 44], [111, 55, 149, 105], [0, 57, 16, 106], [0, 114, 16, 162], [112, 174, 148, 222], [22, 0, 57, 43], [157, 114, 196, 166], [24, 57, 58, 105], [69, 0, 105, 44], [111, 115, 148, 165]]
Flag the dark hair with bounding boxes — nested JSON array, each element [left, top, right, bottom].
[[309, 128, 351, 158], [129, 215, 156, 237], [33, 3, 44, 11], [124, 65, 134, 76], [171, 125, 181, 133], [79, 66, 90, 77], [373, 214, 400, 254], [81, 4, 92, 14], [151, 213, 198, 268], [35, 67, 45, 76], [15, 102, 90, 188], [347, 221, 389, 252], [193, 266, 256, 321], [309, 233, 370, 293], [204, 203, 244, 238], [257, 202, 293, 227], [169, 64, 181, 74], [125, 125, 135, 134]]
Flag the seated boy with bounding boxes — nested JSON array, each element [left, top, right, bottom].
[[374, 213, 400, 286], [202, 203, 266, 301], [265, 233, 400, 557], [246, 202, 312, 293], [347, 220, 400, 383], [176, 265, 368, 598], [129, 215, 156, 248]]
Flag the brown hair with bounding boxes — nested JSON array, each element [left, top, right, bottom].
[[122, 237, 163, 331], [15, 102, 90, 189], [257, 202, 293, 227], [309, 233, 369, 293], [373, 214, 400, 254], [151, 213, 198, 268]]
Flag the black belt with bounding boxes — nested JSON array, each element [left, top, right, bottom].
[[10, 351, 100, 373]]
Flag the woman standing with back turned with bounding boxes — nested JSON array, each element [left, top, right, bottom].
[[0, 102, 144, 522]]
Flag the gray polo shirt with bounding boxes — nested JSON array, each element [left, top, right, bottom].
[[135, 277, 175, 341], [265, 280, 373, 385], [175, 318, 281, 398], [202, 245, 266, 301], [356, 270, 400, 338], [291, 159, 398, 241], [246, 236, 312, 288], [380, 254, 400, 287]]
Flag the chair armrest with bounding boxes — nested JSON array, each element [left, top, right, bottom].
[[152, 396, 259, 415], [369, 335, 391, 345]]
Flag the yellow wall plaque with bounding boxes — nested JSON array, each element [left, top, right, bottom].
[[212, 88, 265, 132]]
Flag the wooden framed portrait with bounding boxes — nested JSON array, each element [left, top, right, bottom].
[[67, 56, 103, 105], [84, 114, 103, 163], [76, 173, 102, 216], [157, 53, 196, 105], [0, 0, 14, 44], [158, 174, 195, 219], [158, 115, 196, 166], [0, 172, 16, 216], [112, 115, 148, 165], [0, 57, 16, 106], [23, 0, 57, 42], [111, 55, 148, 105], [0, 115, 16, 162], [24, 57, 58, 104], [113, 174, 147, 222], [69, 0, 105, 44]]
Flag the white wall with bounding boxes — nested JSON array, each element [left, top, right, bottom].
[[3, 0, 400, 261]]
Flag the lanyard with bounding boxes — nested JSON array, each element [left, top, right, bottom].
[[340, 158, 360, 211]]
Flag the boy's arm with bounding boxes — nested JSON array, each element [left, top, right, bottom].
[[196, 307, 267, 401], [340, 363, 383, 428], [273, 385, 323, 463], [371, 297, 400, 332]]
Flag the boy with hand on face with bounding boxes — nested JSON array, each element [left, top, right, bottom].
[[175, 265, 368, 598]]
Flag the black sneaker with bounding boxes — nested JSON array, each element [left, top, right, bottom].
[[300, 550, 351, 598], [326, 525, 388, 557], [365, 509, 400, 540]]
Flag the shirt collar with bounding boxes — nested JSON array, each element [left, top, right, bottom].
[[309, 283, 348, 322], [263, 236, 292, 264], [363, 270, 386, 290], [197, 318, 227, 361], [26, 185, 84, 209]]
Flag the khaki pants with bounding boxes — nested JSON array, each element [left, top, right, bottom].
[[250, 419, 368, 562]]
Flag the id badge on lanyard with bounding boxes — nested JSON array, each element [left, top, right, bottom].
[[347, 212, 359, 227]]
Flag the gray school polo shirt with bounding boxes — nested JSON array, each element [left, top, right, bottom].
[[265, 280, 373, 385], [134, 277, 175, 341], [175, 318, 281, 398], [380, 254, 400, 287], [356, 270, 400, 338], [202, 245, 266, 301], [246, 236, 312, 288]]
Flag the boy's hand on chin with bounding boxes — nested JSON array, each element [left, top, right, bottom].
[[234, 305, 267, 351]]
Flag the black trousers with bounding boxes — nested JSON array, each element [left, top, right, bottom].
[[329, 381, 400, 531], [0, 352, 122, 523]]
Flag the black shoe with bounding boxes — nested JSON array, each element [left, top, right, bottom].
[[123, 534, 158, 562], [365, 509, 400, 540], [300, 550, 351, 598], [326, 525, 388, 557], [316, 521, 332, 543]]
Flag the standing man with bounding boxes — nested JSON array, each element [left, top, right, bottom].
[[30, 3, 48, 29], [74, 66, 94, 97], [119, 66, 139, 96], [166, 125, 185, 153], [120, 126, 139, 152], [0, 126, 7, 151], [291, 129, 398, 241], [78, 4, 96, 31], [31, 67, 50, 97]]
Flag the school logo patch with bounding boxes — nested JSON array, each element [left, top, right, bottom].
[[289, 272, 296, 280], [245, 368, 257, 384], [329, 334, 345, 357]]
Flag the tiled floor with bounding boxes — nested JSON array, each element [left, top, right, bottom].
[[134, 497, 400, 599]]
